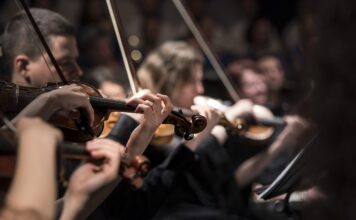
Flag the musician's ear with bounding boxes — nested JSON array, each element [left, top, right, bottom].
[[14, 54, 31, 81]]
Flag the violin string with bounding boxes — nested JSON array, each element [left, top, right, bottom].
[[14, 0, 60, 88]]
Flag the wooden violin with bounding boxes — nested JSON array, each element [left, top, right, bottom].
[[0, 80, 207, 142], [194, 96, 286, 142], [0, 127, 150, 190]]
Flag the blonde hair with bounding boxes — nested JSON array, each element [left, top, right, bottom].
[[138, 41, 203, 99]]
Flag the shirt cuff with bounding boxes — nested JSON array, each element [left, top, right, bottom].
[[106, 114, 139, 145]]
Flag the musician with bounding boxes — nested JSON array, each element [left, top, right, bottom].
[[135, 41, 256, 219], [1, 8, 95, 124], [2, 7, 82, 86], [227, 59, 270, 111], [257, 53, 294, 115]]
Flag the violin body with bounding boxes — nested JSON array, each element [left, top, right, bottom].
[[0, 80, 107, 142], [50, 82, 107, 142], [100, 112, 121, 137], [0, 80, 207, 142], [151, 124, 175, 146]]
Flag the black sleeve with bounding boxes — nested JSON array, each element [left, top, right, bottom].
[[89, 144, 196, 220], [196, 134, 228, 167], [106, 114, 139, 145], [188, 134, 233, 192]]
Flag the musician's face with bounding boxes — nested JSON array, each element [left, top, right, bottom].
[[174, 63, 204, 108], [240, 69, 268, 105], [258, 56, 284, 91], [14, 35, 82, 87]]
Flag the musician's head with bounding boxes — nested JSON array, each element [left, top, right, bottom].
[[82, 66, 126, 100], [257, 53, 285, 92], [138, 41, 204, 108], [2, 8, 82, 87], [228, 59, 269, 105]]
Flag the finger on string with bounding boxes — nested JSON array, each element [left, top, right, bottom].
[[156, 93, 173, 112], [127, 97, 146, 107], [86, 139, 121, 153], [135, 104, 152, 114], [141, 94, 162, 114]]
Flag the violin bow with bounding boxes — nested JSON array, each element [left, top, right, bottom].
[[0, 112, 16, 134], [105, 0, 140, 95], [172, 0, 240, 102], [15, 0, 95, 137]]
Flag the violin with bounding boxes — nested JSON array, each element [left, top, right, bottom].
[[0, 80, 207, 142], [173, 0, 285, 143], [0, 127, 150, 190], [194, 96, 286, 143], [150, 101, 285, 146], [101, 112, 121, 137]]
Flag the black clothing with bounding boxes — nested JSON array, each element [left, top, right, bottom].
[[153, 135, 243, 220], [87, 115, 197, 220], [107, 114, 140, 144]]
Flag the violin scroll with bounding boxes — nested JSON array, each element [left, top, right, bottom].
[[191, 113, 208, 133]]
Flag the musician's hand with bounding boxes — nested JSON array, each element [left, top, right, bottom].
[[61, 138, 124, 219], [45, 84, 95, 126], [122, 89, 152, 122], [184, 106, 221, 151], [16, 117, 62, 143], [128, 93, 173, 130], [122, 93, 173, 162], [7, 117, 62, 219], [66, 139, 123, 200], [225, 99, 254, 122]]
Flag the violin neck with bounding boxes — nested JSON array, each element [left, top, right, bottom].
[[89, 96, 136, 113], [172, 106, 195, 117], [256, 117, 286, 127]]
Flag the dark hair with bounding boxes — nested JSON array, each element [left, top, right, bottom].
[[300, 0, 356, 219], [2, 8, 75, 77], [256, 51, 280, 61]]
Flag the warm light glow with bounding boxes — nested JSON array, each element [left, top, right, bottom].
[[131, 49, 142, 62], [128, 35, 140, 47]]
